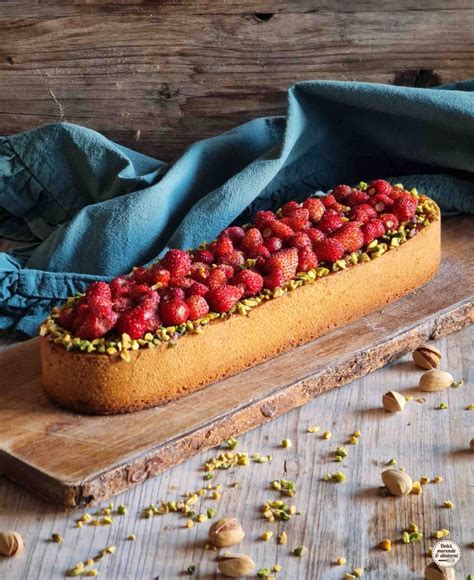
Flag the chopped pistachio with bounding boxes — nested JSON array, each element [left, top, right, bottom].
[[307, 425, 320, 433], [432, 529, 449, 539], [281, 438, 292, 449], [404, 395, 414, 401], [387, 458, 397, 466], [196, 514, 208, 523], [187, 564, 196, 575], [450, 379, 464, 388], [344, 574, 356, 580], [332, 471, 346, 483], [206, 507, 217, 519], [353, 569, 364, 578], [257, 569, 271, 578], [226, 437, 239, 450], [278, 531, 287, 545], [443, 500, 454, 509], [294, 545, 306, 557], [349, 435, 358, 445], [352, 430, 361, 438], [335, 447, 348, 458], [466, 404, 474, 410], [420, 476, 430, 484], [127, 534, 136, 541], [432, 476, 444, 483], [323, 473, 332, 482], [438, 402, 448, 410], [273, 564, 282, 572], [85, 572, 98, 578], [76, 521, 83, 528], [51, 533, 63, 543], [411, 481, 422, 495], [335, 557, 346, 566], [117, 505, 127, 515], [402, 531, 411, 544], [262, 531, 273, 541], [85, 559, 94, 566], [408, 522, 419, 533], [322, 431, 332, 440]]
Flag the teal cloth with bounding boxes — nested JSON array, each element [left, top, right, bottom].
[[1, 80, 474, 337]]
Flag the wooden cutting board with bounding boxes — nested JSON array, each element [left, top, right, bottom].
[[0, 216, 472, 508]]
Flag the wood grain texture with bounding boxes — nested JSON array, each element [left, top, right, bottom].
[[0, 216, 472, 509], [0, 327, 472, 579], [1, 1, 474, 159]]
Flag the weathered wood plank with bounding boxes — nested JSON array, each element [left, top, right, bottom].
[[0, 2, 473, 159], [0, 327, 472, 579], [0, 216, 472, 510]]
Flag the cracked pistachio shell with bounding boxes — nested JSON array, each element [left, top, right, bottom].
[[381, 469, 413, 496], [0, 531, 24, 557], [382, 391, 406, 412], [419, 369, 453, 392], [218, 553, 255, 578], [208, 518, 245, 547], [412, 344, 442, 370], [425, 562, 455, 579]]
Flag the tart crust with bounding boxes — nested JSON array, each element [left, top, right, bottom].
[[41, 213, 441, 414]]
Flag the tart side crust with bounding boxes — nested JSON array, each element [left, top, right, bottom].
[[41, 216, 441, 414]]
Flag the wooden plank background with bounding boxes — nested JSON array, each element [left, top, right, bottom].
[[1, 1, 474, 160]]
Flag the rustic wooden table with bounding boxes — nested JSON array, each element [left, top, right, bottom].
[[0, 328, 472, 579]]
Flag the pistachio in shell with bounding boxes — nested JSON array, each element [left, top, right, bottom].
[[208, 518, 245, 548], [218, 553, 255, 578], [413, 344, 442, 370], [425, 562, 455, 579], [382, 391, 406, 412], [419, 369, 453, 392], [0, 531, 24, 557], [381, 469, 413, 496]]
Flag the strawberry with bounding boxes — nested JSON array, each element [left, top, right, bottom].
[[348, 204, 378, 224], [193, 249, 214, 264], [314, 238, 345, 262], [302, 197, 325, 222], [216, 264, 235, 279], [392, 195, 418, 222], [131, 266, 150, 285], [74, 305, 118, 340], [215, 235, 234, 258], [190, 262, 210, 282], [58, 306, 75, 330], [221, 226, 245, 245], [264, 236, 283, 253], [206, 268, 228, 290], [263, 268, 286, 291], [332, 222, 364, 252], [246, 244, 270, 260], [322, 194, 338, 209], [265, 248, 298, 281], [110, 275, 131, 298], [306, 228, 326, 245], [281, 214, 309, 231], [206, 285, 244, 313], [289, 232, 312, 250], [241, 228, 264, 251], [297, 248, 318, 272], [367, 179, 392, 196], [361, 218, 385, 245], [369, 193, 393, 213], [116, 295, 160, 339], [160, 249, 191, 278], [379, 213, 399, 231], [185, 295, 210, 321], [281, 201, 301, 216], [264, 220, 294, 241], [185, 280, 209, 298], [332, 184, 352, 202], [161, 287, 186, 302], [128, 283, 155, 301], [231, 269, 263, 297], [148, 266, 171, 288], [346, 190, 369, 206], [217, 250, 245, 269], [254, 210, 277, 230], [318, 213, 343, 234], [85, 281, 112, 304], [160, 298, 190, 326]]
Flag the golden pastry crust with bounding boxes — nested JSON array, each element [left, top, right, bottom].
[[41, 212, 440, 414]]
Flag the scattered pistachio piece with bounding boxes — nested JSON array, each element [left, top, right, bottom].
[[127, 534, 136, 541], [117, 505, 127, 515], [438, 402, 448, 410], [387, 458, 397, 466], [432, 529, 450, 539], [353, 569, 364, 578], [261, 531, 273, 541], [307, 425, 320, 433], [335, 557, 346, 566], [411, 481, 422, 495], [278, 531, 287, 545], [281, 439, 292, 449], [420, 476, 430, 484], [432, 476, 444, 483], [187, 564, 196, 575], [322, 431, 332, 440], [51, 533, 63, 544], [226, 437, 239, 450], [293, 545, 306, 557], [443, 500, 454, 509]]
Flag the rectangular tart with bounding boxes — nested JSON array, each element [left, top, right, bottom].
[[40, 183, 441, 414]]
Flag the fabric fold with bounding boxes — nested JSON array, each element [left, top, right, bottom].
[[1, 80, 474, 337]]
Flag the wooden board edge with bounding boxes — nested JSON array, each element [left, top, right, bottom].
[[62, 297, 471, 508]]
